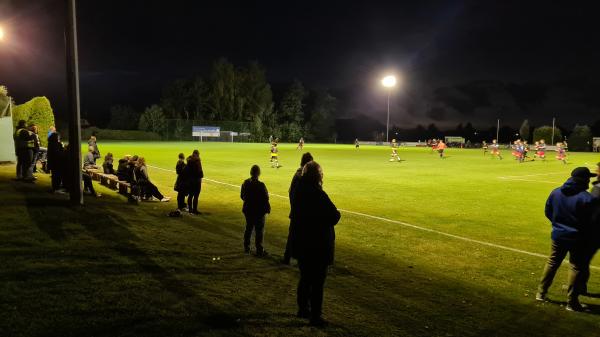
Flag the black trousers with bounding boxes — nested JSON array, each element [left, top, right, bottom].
[[297, 260, 328, 319], [51, 169, 62, 191], [177, 190, 187, 209], [283, 220, 296, 262], [188, 185, 201, 212], [582, 244, 599, 295], [244, 215, 265, 252], [144, 181, 164, 200]]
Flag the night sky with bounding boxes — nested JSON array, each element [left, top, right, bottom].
[[1, 0, 599, 130]]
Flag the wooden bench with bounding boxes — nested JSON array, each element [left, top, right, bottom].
[[84, 168, 132, 194]]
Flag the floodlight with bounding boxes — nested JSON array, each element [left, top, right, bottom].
[[381, 75, 396, 88]]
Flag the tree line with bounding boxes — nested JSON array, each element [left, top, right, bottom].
[[387, 119, 597, 151], [107, 58, 337, 142]]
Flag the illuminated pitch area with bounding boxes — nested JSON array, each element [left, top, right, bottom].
[[2, 141, 597, 336], [89, 141, 599, 257]]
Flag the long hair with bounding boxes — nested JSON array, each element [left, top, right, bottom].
[[300, 152, 313, 167], [301, 161, 323, 187], [187, 155, 202, 174]]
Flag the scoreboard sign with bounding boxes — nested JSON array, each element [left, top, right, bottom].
[[192, 126, 220, 137], [445, 136, 465, 144]]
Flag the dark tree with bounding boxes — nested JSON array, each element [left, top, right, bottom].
[[108, 105, 140, 130], [568, 125, 592, 151]]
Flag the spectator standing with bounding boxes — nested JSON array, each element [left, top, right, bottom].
[[47, 126, 56, 139], [581, 163, 600, 295], [59, 144, 100, 197], [13, 119, 35, 182], [135, 157, 170, 202], [102, 153, 115, 174], [29, 125, 41, 174], [240, 165, 271, 255], [183, 150, 203, 214], [282, 152, 313, 264], [290, 161, 341, 326], [174, 153, 187, 211], [47, 132, 65, 193], [536, 167, 597, 311]]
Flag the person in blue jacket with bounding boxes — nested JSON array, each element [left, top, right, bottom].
[[536, 167, 597, 311]]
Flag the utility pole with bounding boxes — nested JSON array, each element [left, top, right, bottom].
[[496, 119, 500, 141], [65, 0, 83, 205]]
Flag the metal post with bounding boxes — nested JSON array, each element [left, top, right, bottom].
[[496, 119, 500, 141], [551, 117, 556, 145], [386, 90, 390, 143], [65, 0, 83, 205]]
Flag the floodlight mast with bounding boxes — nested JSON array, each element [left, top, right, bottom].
[[381, 75, 396, 143]]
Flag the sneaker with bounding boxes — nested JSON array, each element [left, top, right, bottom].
[[281, 258, 291, 265], [160, 197, 171, 202], [179, 207, 189, 212], [94, 193, 102, 198], [566, 302, 588, 312], [535, 293, 546, 302]]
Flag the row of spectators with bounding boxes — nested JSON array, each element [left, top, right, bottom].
[[13, 120, 47, 182]]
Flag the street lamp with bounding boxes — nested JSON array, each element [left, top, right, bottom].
[[381, 75, 396, 143]]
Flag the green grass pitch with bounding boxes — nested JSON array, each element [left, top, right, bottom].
[[1, 141, 600, 336]]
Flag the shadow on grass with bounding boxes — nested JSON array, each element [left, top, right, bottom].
[[544, 297, 600, 315], [21, 188, 252, 333]]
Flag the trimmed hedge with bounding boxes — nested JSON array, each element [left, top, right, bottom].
[[82, 127, 162, 141], [12, 97, 56, 147]]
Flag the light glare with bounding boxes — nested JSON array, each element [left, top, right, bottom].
[[0, 27, 4, 40], [381, 75, 396, 88]]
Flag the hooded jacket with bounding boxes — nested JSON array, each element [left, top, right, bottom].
[[545, 177, 595, 245]]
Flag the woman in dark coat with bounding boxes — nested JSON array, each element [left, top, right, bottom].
[[183, 150, 204, 215], [174, 153, 187, 210], [290, 161, 340, 327], [46, 132, 64, 192]]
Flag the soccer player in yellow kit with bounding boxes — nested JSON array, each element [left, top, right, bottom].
[[389, 139, 401, 162], [270, 143, 280, 168]]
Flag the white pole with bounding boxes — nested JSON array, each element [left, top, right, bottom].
[[386, 90, 390, 143], [496, 119, 500, 141], [551, 117, 555, 144]]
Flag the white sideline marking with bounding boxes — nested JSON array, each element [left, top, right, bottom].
[[499, 172, 568, 179], [147, 164, 599, 270], [498, 177, 562, 185]]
